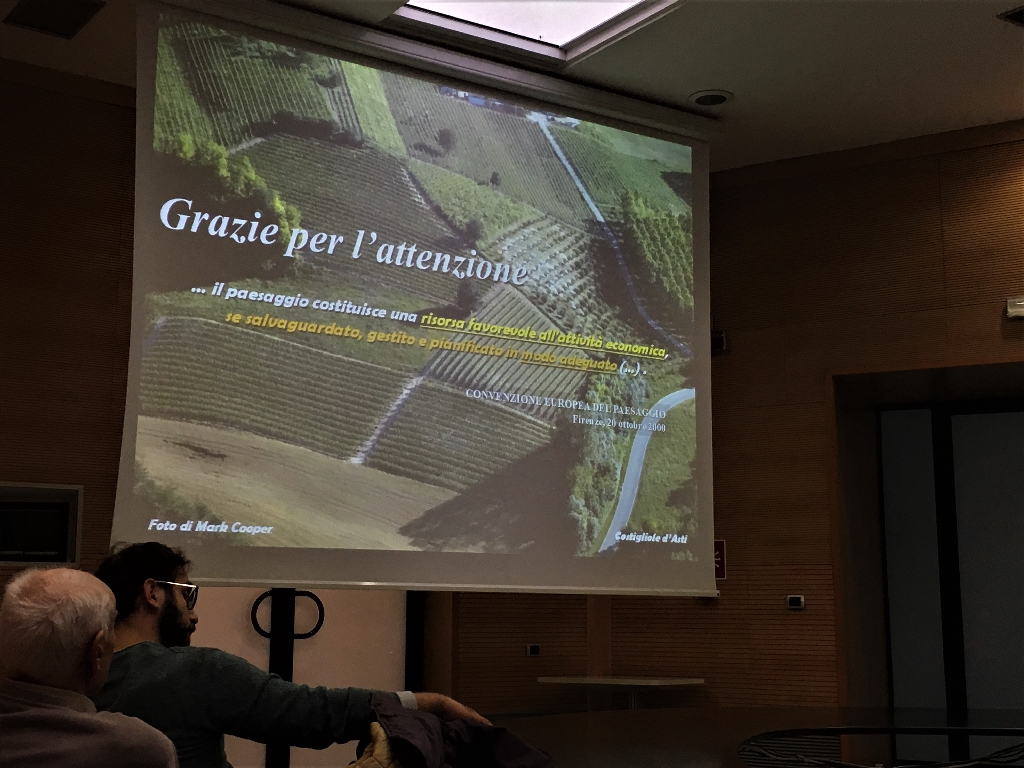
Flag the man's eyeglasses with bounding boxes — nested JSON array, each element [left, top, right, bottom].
[[155, 580, 199, 610]]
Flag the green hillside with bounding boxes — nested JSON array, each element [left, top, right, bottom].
[[620, 192, 694, 330], [154, 31, 213, 151], [624, 399, 697, 536], [407, 159, 538, 244], [551, 124, 690, 218], [246, 137, 460, 302], [140, 317, 409, 459], [368, 380, 551, 490], [425, 286, 586, 421], [380, 73, 591, 225], [341, 62, 406, 155], [159, 21, 347, 147]]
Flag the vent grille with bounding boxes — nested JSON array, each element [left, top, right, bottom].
[[999, 5, 1024, 27], [3, 0, 106, 39]]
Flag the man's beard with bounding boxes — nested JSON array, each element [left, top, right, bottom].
[[158, 599, 193, 647]]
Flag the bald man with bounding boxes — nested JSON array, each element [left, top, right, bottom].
[[0, 568, 177, 768]]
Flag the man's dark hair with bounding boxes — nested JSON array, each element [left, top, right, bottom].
[[95, 542, 191, 622]]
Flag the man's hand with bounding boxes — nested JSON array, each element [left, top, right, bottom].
[[413, 692, 491, 726]]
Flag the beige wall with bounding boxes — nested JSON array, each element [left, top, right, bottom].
[[191, 587, 406, 767]]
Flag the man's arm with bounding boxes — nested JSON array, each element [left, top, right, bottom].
[[197, 648, 387, 747], [195, 648, 486, 748]]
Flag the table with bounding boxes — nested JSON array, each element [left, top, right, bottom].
[[537, 675, 705, 709]]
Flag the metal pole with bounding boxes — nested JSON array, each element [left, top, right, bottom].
[[266, 587, 296, 768]]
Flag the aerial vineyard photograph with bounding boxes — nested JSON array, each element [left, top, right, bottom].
[[126, 15, 698, 559]]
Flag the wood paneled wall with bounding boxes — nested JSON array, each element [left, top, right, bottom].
[[449, 121, 1024, 714], [0, 60, 136, 578]]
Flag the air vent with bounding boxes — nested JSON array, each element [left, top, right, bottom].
[[0, 484, 81, 565], [3, 0, 106, 39], [999, 4, 1024, 27]]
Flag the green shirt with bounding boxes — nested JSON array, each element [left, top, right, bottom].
[[92, 642, 395, 768]]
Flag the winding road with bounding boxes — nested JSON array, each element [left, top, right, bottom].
[[597, 387, 695, 553], [527, 112, 696, 549], [529, 114, 692, 359]]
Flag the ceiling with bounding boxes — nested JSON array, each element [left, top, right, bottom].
[[1, 0, 1021, 170]]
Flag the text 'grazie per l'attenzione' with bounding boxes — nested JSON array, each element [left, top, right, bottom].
[[159, 197, 531, 285]]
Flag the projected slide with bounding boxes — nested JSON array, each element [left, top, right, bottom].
[[115, 9, 712, 589]]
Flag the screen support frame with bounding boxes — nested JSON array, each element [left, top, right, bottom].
[[123, 0, 717, 595]]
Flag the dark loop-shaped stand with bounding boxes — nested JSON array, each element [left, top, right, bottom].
[[251, 588, 326, 768], [250, 589, 325, 640]]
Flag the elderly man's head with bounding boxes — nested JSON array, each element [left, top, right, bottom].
[[0, 568, 117, 696]]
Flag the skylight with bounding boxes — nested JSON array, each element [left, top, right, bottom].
[[404, 0, 645, 47]]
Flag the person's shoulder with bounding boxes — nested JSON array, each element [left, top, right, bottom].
[[92, 711, 178, 767], [179, 644, 263, 672], [106, 642, 261, 692], [115, 640, 174, 663], [174, 643, 254, 667], [118, 641, 224, 669]]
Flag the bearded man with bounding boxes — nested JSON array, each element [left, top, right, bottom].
[[93, 542, 484, 768]]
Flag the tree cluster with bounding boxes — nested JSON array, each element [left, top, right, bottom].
[[620, 191, 694, 317], [169, 132, 301, 243]]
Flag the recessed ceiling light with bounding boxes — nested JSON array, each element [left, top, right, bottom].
[[999, 4, 1024, 27], [389, 0, 684, 66], [689, 90, 732, 108], [404, 0, 644, 47]]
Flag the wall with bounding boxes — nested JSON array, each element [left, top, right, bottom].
[[0, 60, 135, 581], [708, 120, 1023, 709], [440, 120, 1024, 714]]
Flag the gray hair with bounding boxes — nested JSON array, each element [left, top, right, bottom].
[[0, 568, 116, 687]]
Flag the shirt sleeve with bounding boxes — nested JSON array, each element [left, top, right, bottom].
[[194, 647, 399, 748]]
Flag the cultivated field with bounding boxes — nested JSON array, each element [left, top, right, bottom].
[[380, 72, 592, 225], [141, 16, 699, 554], [550, 124, 690, 219], [246, 137, 461, 302], [424, 286, 586, 421], [141, 317, 410, 459], [489, 217, 634, 340], [157, 21, 341, 149], [367, 380, 551, 490], [133, 417, 455, 548]]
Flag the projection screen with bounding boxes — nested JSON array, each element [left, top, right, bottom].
[[113, 2, 715, 593]]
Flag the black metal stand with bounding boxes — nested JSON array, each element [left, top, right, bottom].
[[251, 588, 325, 768]]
